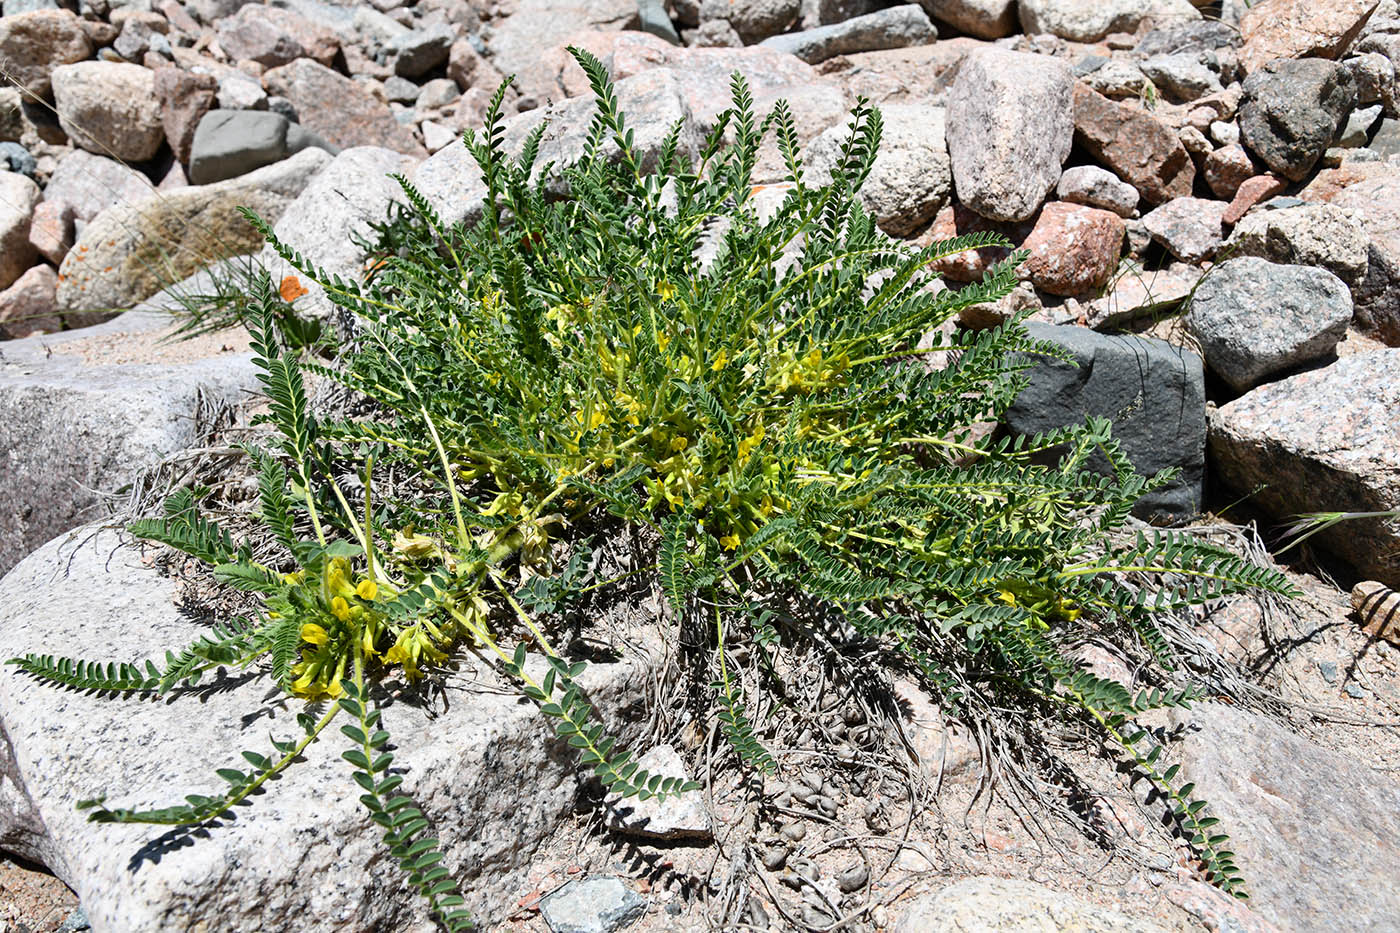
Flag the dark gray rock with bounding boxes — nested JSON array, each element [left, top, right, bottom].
[[1007, 322, 1205, 523], [188, 109, 337, 185], [1338, 102, 1384, 147], [1209, 349, 1400, 586], [759, 4, 935, 64], [541, 878, 646, 933], [388, 24, 455, 77], [0, 141, 36, 179], [1368, 116, 1400, 157], [1140, 52, 1223, 101], [1174, 703, 1400, 932], [1239, 58, 1357, 182], [1187, 257, 1352, 391], [382, 75, 420, 104], [637, 0, 681, 43]]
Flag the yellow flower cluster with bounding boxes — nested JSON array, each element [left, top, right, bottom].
[[289, 557, 385, 699]]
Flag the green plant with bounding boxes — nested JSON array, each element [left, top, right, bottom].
[[11, 49, 1295, 923]]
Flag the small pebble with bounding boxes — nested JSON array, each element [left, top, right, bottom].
[[760, 844, 788, 871], [837, 861, 869, 893], [1318, 660, 1339, 684], [1346, 683, 1366, 698]]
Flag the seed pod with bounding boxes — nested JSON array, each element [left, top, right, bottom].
[[1352, 581, 1400, 645]]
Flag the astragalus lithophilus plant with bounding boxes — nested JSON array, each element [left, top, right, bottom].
[[11, 48, 1293, 925]]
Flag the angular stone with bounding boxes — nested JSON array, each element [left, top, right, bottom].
[[0, 263, 60, 339], [1239, 0, 1379, 75], [946, 48, 1073, 223], [0, 87, 21, 143], [699, 0, 800, 43], [1085, 262, 1201, 330], [0, 171, 39, 291], [1018, 0, 1200, 43], [446, 37, 507, 93], [262, 59, 426, 158], [1225, 202, 1369, 284], [1079, 58, 1152, 100], [1073, 83, 1195, 206], [919, 0, 1015, 39], [1134, 19, 1239, 57], [1174, 703, 1400, 930], [0, 523, 659, 927], [1141, 52, 1223, 102], [1203, 144, 1257, 199], [216, 3, 339, 68], [41, 149, 153, 226], [1142, 196, 1227, 262], [1188, 257, 1352, 391], [1020, 201, 1125, 297], [1008, 321, 1205, 523], [1209, 350, 1400, 584], [605, 745, 710, 841], [188, 109, 336, 184], [1346, 51, 1395, 108], [485, 0, 638, 99], [387, 24, 454, 78], [805, 103, 950, 237], [415, 78, 459, 111], [1056, 165, 1139, 217], [759, 5, 935, 65], [1239, 58, 1357, 182], [51, 62, 165, 163], [216, 71, 268, 111], [0, 9, 92, 100], [153, 67, 218, 166], [1222, 173, 1286, 225], [540, 878, 647, 933], [895, 877, 1171, 933], [56, 149, 331, 323], [26, 199, 71, 265]]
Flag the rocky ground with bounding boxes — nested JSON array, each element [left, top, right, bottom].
[[4, 0, 1400, 929]]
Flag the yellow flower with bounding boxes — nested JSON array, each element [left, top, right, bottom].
[[356, 579, 378, 601], [331, 596, 351, 621], [656, 281, 676, 301], [720, 533, 741, 551], [711, 350, 729, 372], [282, 571, 305, 585], [326, 558, 356, 599], [995, 588, 1017, 606], [670, 436, 688, 452], [393, 529, 438, 560], [300, 623, 329, 645]]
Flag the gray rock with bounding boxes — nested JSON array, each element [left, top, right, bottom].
[[267, 95, 299, 123], [188, 109, 338, 185], [50, 61, 165, 163], [919, 0, 1015, 39], [0, 141, 36, 179], [1210, 349, 1400, 585], [1339, 102, 1384, 147], [1188, 257, 1352, 391], [1085, 262, 1201, 330], [1018, 0, 1200, 43], [1008, 321, 1205, 523], [637, 0, 681, 43], [1080, 58, 1152, 99], [0, 298, 257, 572], [1142, 196, 1227, 262], [1134, 19, 1239, 56], [484, 0, 638, 97], [216, 72, 268, 111], [1057, 165, 1138, 217], [258, 146, 418, 325], [0, 9, 92, 100], [2, 0, 60, 12], [388, 23, 455, 78], [0, 522, 659, 929], [262, 58, 426, 157], [414, 77, 459, 111], [215, 2, 340, 68], [1346, 51, 1396, 108], [605, 745, 709, 841], [1140, 52, 1223, 102], [541, 878, 646, 933], [0, 87, 21, 143], [0, 171, 39, 292], [759, 5, 935, 65], [945, 48, 1073, 223], [805, 103, 950, 237], [1225, 203, 1370, 285], [41, 149, 153, 226], [698, 0, 800, 43], [1174, 703, 1400, 931], [895, 877, 1170, 932], [57, 149, 331, 322], [383, 75, 421, 104], [1239, 58, 1358, 182]]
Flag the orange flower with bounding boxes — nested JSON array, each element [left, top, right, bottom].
[[279, 275, 309, 302]]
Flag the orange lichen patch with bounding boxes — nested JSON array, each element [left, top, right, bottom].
[[103, 266, 113, 272], [279, 275, 309, 302]]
